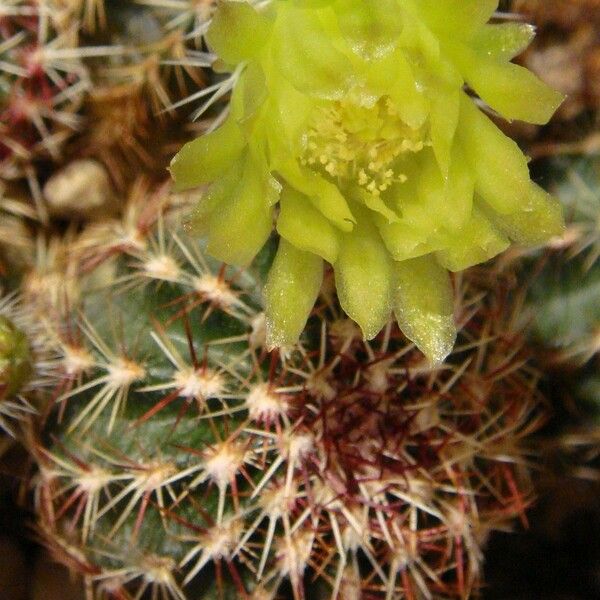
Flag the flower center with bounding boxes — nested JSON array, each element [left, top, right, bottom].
[[301, 95, 429, 198]]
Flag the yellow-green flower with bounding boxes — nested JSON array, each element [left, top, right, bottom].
[[171, 0, 564, 363]]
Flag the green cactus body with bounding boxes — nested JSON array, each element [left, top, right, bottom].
[[524, 157, 600, 420], [0, 314, 32, 397], [529, 157, 600, 357], [171, 0, 565, 363], [30, 191, 544, 599], [0, 293, 36, 435]]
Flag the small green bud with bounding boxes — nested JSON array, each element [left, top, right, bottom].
[[171, 0, 565, 363], [0, 316, 32, 397]]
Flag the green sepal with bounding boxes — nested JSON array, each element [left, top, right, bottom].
[[264, 239, 323, 348], [392, 255, 456, 365]]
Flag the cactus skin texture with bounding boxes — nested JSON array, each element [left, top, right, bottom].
[[171, 0, 565, 363], [25, 185, 545, 600]]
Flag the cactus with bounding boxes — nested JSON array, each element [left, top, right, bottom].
[[0, 0, 214, 201], [523, 156, 600, 430], [528, 157, 600, 358], [0, 183, 36, 274], [20, 179, 546, 600], [0, 0, 87, 191], [0, 291, 37, 435], [0, 312, 31, 395]]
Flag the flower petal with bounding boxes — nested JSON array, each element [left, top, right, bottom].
[[334, 216, 393, 339], [264, 240, 323, 348], [188, 159, 243, 235], [367, 48, 429, 130], [276, 159, 356, 232], [378, 219, 443, 261], [485, 183, 565, 246], [206, 2, 272, 65], [272, 3, 353, 100], [393, 255, 456, 364], [170, 116, 245, 191], [436, 206, 509, 271], [334, 0, 403, 60], [415, 0, 498, 36], [277, 187, 340, 263], [449, 43, 564, 124], [206, 157, 274, 266], [458, 92, 532, 214], [429, 82, 460, 176], [268, 79, 315, 155], [356, 188, 400, 224], [231, 62, 268, 127], [471, 23, 536, 62], [417, 146, 474, 231]]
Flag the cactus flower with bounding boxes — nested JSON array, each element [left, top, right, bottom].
[[171, 0, 564, 363]]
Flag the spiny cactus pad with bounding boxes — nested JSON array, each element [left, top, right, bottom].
[[171, 0, 565, 363], [29, 191, 544, 600]]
